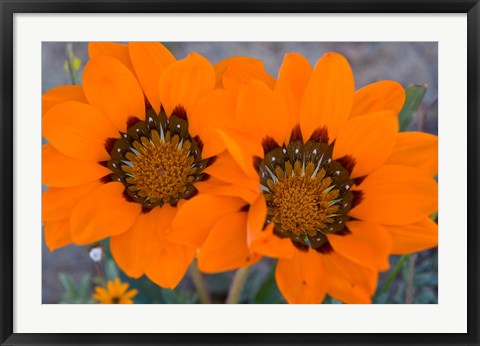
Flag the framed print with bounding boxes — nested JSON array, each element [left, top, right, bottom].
[[1, 1, 479, 345]]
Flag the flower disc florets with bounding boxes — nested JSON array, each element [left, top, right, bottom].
[[106, 108, 211, 208], [256, 127, 356, 253]]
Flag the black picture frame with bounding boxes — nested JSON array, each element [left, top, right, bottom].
[[1, 1, 479, 345]]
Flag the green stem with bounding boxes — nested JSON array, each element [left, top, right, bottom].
[[190, 260, 211, 304], [380, 255, 408, 295], [226, 266, 250, 304], [65, 43, 80, 85], [405, 254, 417, 304]]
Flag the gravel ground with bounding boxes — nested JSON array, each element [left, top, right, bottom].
[[42, 42, 438, 303]]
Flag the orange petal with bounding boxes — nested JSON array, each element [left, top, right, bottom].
[[275, 250, 328, 304], [235, 80, 291, 145], [333, 110, 398, 178], [88, 42, 134, 71], [168, 194, 246, 247], [194, 175, 258, 204], [386, 132, 438, 177], [350, 165, 438, 225], [203, 151, 260, 195], [198, 211, 260, 273], [328, 220, 392, 271], [128, 42, 175, 113], [214, 56, 264, 88], [158, 52, 215, 117], [123, 288, 138, 300], [42, 145, 110, 187], [155, 203, 178, 236], [188, 89, 237, 158], [83, 56, 145, 132], [116, 280, 130, 296], [42, 181, 102, 221], [251, 224, 296, 259], [385, 218, 438, 255], [44, 219, 72, 251], [43, 101, 118, 161], [110, 207, 166, 278], [92, 287, 110, 302], [274, 53, 312, 127], [42, 85, 86, 116], [217, 127, 264, 180], [222, 60, 275, 92], [70, 182, 141, 244], [107, 278, 120, 296], [300, 52, 354, 142], [351, 80, 405, 117], [145, 240, 195, 289], [323, 252, 377, 303], [247, 194, 267, 246]]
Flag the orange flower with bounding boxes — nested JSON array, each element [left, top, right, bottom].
[[92, 278, 138, 304], [190, 52, 438, 303], [42, 42, 268, 288]]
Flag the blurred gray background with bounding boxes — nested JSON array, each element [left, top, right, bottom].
[[42, 42, 438, 303]]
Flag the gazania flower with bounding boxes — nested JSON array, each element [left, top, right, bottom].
[[92, 278, 138, 304], [42, 42, 268, 288], [188, 52, 438, 303]]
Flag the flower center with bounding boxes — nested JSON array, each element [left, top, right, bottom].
[[105, 108, 210, 208], [270, 168, 340, 237], [256, 127, 356, 252], [111, 296, 120, 304]]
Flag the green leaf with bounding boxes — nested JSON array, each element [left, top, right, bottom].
[[59, 273, 93, 304], [78, 274, 92, 297], [414, 272, 438, 287], [414, 288, 437, 303], [162, 289, 198, 304], [105, 258, 118, 281], [253, 264, 282, 304], [379, 255, 408, 295], [59, 273, 78, 295], [398, 84, 427, 132]]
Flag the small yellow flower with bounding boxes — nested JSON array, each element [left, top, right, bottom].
[[92, 278, 138, 304]]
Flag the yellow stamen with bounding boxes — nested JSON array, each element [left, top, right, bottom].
[[271, 173, 340, 237], [122, 136, 193, 204]]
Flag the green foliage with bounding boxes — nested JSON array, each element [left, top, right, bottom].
[[64, 241, 437, 305], [105, 258, 119, 281], [373, 250, 438, 304], [118, 271, 198, 304], [59, 273, 94, 304], [379, 255, 408, 295], [253, 273, 279, 303], [204, 272, 232, 296], [251, 262, 285, 304], [162, 289, 198, 304], [398, 84, 428, 131]]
